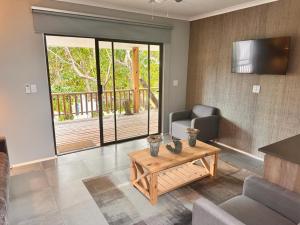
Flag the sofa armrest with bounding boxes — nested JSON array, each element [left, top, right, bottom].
[[169, 110, 191, 134], [243, 175, 300, 224], [193, 197, 246, 225], [0, 138, 7, 155], [191, 115, 219, 141]]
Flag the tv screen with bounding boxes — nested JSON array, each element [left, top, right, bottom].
[[232, 37, 290, 75]]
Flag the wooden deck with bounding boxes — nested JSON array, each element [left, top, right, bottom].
[[55, 111, 158, 154]]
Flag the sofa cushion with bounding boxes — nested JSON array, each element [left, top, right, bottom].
[[191, 105, 217, 119], [171, 120, 191, 139], [243, 176, 300, 224], [220, 196, 295, 225]]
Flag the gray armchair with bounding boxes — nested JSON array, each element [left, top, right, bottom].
[[192, 176, 300, 225], [169, 104, 219, 142]]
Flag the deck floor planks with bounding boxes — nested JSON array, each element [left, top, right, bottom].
[[55, 111, 158, 153]]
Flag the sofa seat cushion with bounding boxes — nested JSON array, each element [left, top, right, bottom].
[[171, 120, 191, 139], [220, 196, 295, 225]]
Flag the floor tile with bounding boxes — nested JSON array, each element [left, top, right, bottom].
[[10, 170, 50, 200], [11, 210, 65, 225], [52, 179, 93, 210], [82, 151, 130, 177], [45, 160, 92, 187], [42, 154, 81, 169], [8, 187, 58, 225], [61, 200, 109, 225], [10, 162, 43, 176]]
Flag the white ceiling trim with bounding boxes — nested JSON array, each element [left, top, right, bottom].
[[55, 0, 279, 21], [189, 0, 279, 21], [55, 0, 190, 21]]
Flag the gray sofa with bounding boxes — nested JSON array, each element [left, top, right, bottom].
[[193, 176, 300, 225], [169, 104, 219, 142], [0, 138, 9, 225]]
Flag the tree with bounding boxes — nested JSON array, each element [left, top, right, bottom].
[[47, 45, 160, 112]]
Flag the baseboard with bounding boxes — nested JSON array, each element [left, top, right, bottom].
[[11, 156, 57, 168], [214, 141, 264, 161]]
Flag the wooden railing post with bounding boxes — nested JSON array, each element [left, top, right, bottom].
[[132, 47, 140, 113]]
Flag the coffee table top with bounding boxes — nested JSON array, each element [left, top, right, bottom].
[[128, 140, 220, 173]]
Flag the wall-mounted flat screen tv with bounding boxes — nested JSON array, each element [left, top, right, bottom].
[[232, 37, 290, 75]]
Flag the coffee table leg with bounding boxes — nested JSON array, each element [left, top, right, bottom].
[[150, 173, 158, 205], [210, 153, 218, 176], [130, 161, 137, 185]]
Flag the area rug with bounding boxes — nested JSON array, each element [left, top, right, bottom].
[[83, 160, 257, 225]]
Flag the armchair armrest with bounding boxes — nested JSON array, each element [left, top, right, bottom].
[[169, 110, 191, 135], [191, 115, 219, 141], [170, 110, 191, 122], [193, 197, 245, 225]]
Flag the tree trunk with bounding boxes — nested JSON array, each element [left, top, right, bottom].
[[139, 78, 159, 108]]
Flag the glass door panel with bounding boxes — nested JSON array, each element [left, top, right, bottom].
[[98, 41, 116, 143], [46, 35, 100, 154], [113, 42, 149, 141], [149, 45, 161, 134]]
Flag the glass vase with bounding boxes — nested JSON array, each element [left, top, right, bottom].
[[187, 128, 199, 147], [188, 134, 197, 147], [147, 135, 162, 157]]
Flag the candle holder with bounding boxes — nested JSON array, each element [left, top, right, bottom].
[[147, 135, 162, 157], [187, 128, 199, 147]]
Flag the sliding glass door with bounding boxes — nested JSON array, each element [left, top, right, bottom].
[[97, 40, 162, 144], [45, 35, 162, 154], [45, 36, 101, 154]]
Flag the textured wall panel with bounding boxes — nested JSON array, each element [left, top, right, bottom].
[[187, 0, 300, 157]]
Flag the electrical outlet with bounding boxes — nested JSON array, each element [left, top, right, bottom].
[[173, 80, 178, 87], [252, 85, 261, 94], [30, 84, 38, 93], [25, 84, 31, 94]]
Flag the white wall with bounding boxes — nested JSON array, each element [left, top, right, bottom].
[[0, 0, 190, 165]]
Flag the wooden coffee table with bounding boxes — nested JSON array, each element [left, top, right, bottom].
[[128, 140, 220, 204]]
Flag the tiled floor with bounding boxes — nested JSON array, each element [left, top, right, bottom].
[[8, 137, 263, 225]]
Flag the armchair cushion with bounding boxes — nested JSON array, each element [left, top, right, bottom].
[[191, 105, 218, 119], [220, 196, 295, 225], [171, 120, 191, 140]]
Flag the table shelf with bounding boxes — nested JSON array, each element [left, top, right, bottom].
[[157, 162, 210, 195]]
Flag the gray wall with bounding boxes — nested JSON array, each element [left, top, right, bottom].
[[187, 0, 300, 158], [0, 0, 190, 165]]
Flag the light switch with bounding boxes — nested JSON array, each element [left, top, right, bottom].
[[252, 85, 261, 94], [31, 84, 38, 93], [173, 80, 178, 87], [25, 84, 31, 94]]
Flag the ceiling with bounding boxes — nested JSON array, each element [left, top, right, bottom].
[[56, 0, 278, 21]]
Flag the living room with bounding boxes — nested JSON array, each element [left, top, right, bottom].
[[1, 0, 300, 224]]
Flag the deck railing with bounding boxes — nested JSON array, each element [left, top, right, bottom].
[[51, 88, 158, 120]]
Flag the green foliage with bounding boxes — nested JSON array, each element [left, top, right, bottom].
[[48, 46, 160, 93], [47, 43, 160, 118], [58, 114, 74, 122]]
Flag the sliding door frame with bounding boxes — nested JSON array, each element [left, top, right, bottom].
[[97, 37, 163, 146], [44, 33, 163, 154]]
